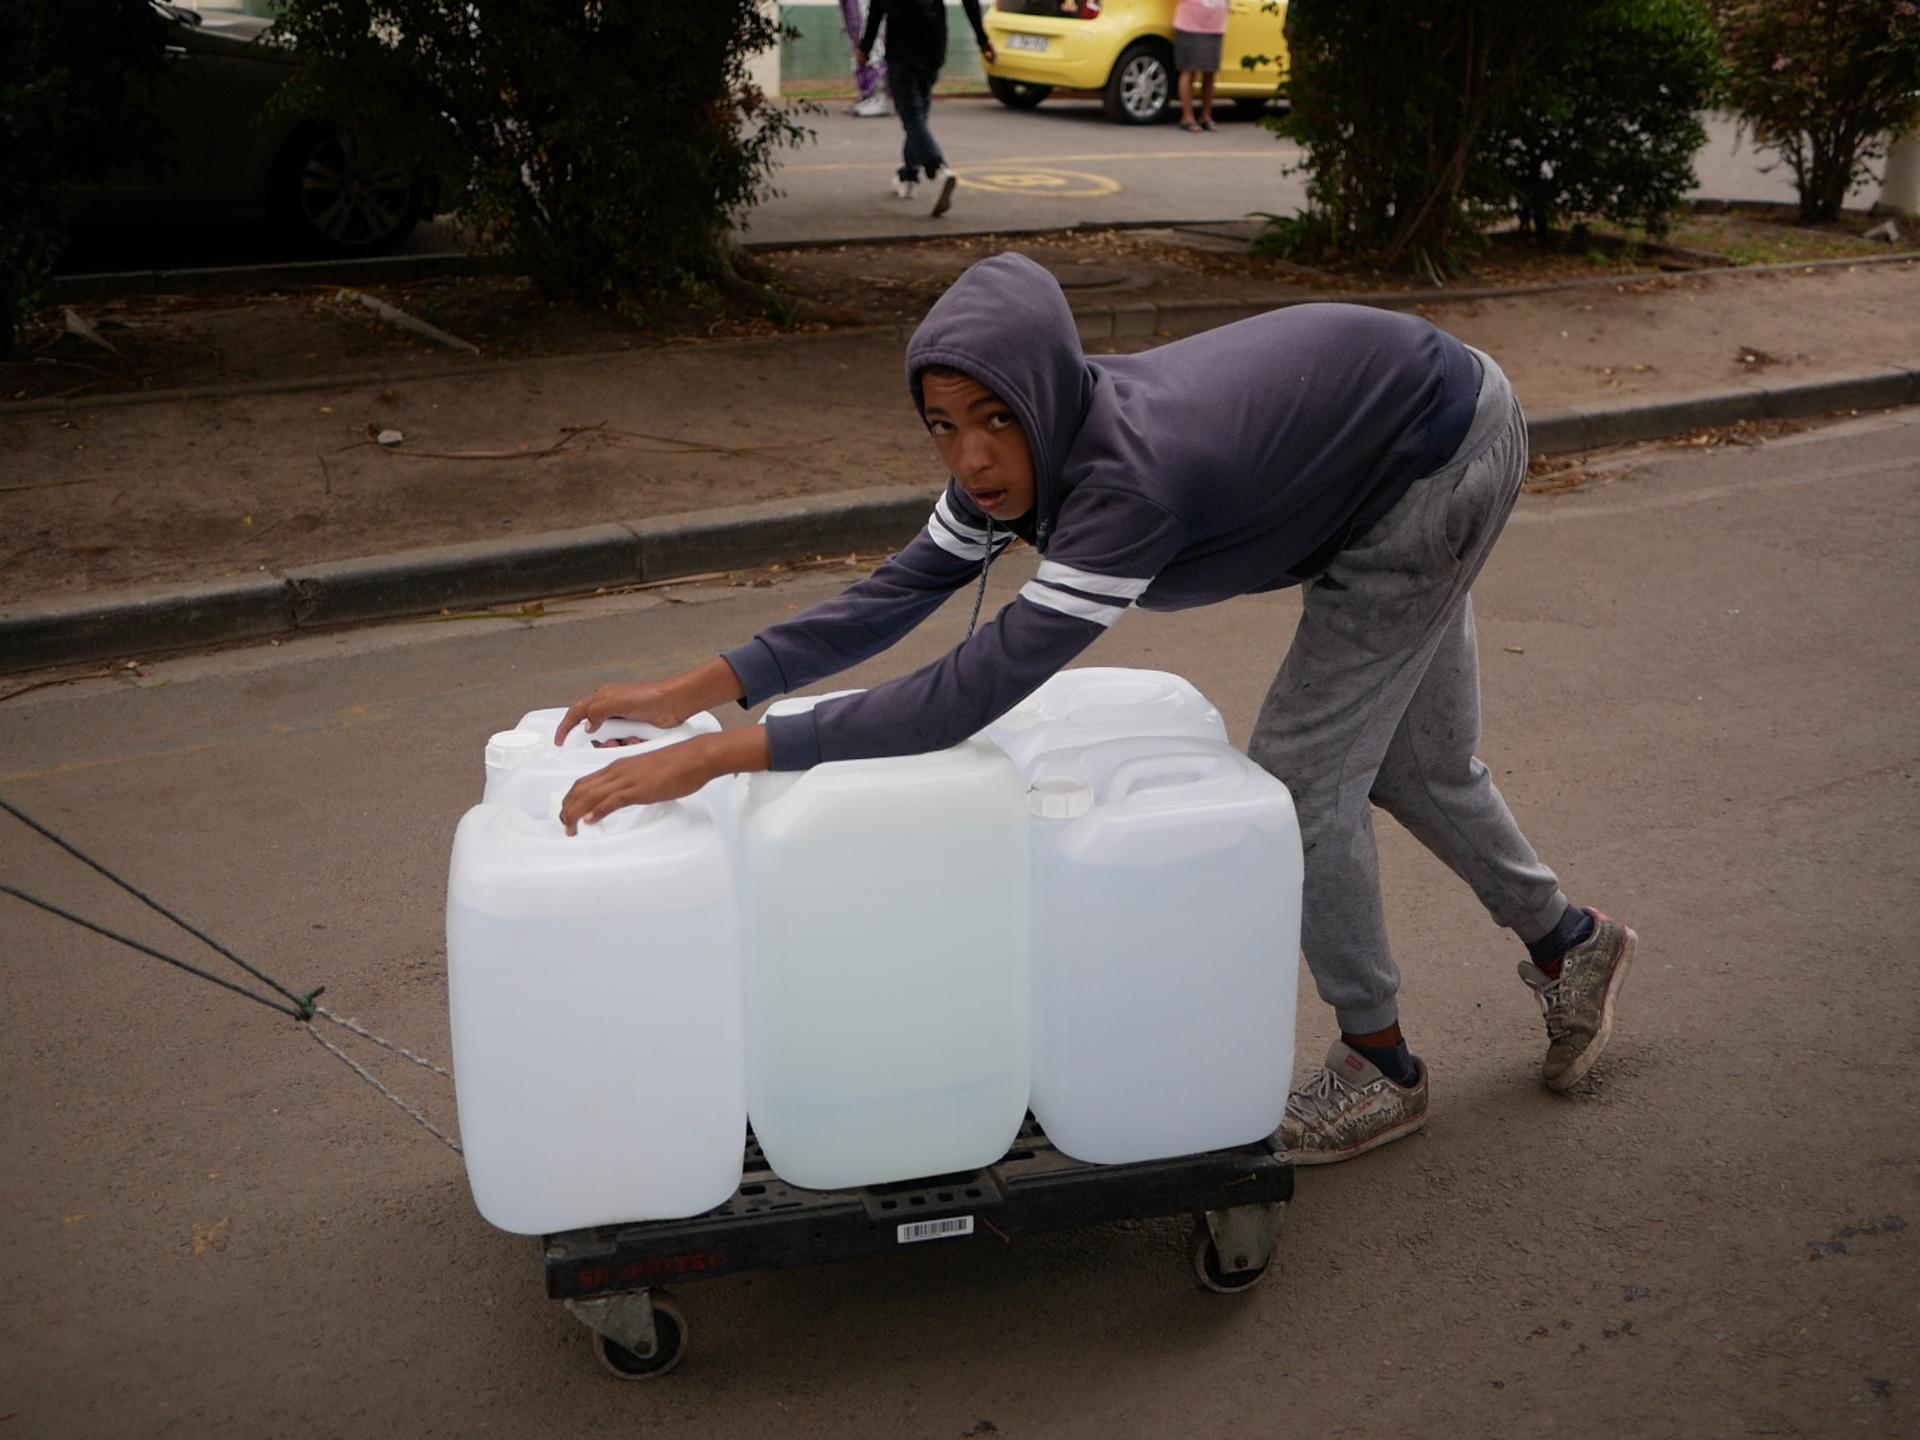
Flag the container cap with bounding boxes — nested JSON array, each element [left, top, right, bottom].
[[1028, 776, 1094, 819], [486, 729, 546, 769]]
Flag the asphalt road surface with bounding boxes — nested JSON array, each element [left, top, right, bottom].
[[749, 103, 1824, 243], [3, 412, 1916, 1436], [57, 109, 1843, 272]]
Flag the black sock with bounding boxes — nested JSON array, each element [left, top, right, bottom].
[[1344, 1037, 1420, 1089], [1527, 905, 1596, 977]]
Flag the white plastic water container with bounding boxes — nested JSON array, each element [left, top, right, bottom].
[[985, 667, 1228, 778], [1025, 737, 1302, 1166], [445, 798, 745, 1233], [713, 690, 865, 863], [482, 706, 723, 817], [738, 693, 1030, 1191]]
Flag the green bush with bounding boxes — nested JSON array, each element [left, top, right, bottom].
[[1273, 0, 1582, 274], [270, 0, 808, 318], [1495, 1, 1723, 241], [0, 0, 167, 355], [1270, 1, 1728, 273], [1718, 0, 1920, 222]]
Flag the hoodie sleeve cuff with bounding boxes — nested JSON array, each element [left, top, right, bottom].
[[720, 638, 787, 709], [764, 711, 823, 772]]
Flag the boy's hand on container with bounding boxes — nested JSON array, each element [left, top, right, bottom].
[[555, 659, 747, 746], [555, 680, 686, 744], [560, 728, 770, 835]]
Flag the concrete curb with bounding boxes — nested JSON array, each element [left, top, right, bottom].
[[3, 370, 1916, 676], [0, 488, 930, 675], [19, 248, 1917, 420]]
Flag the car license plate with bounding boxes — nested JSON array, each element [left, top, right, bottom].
[[1007, 33, 1048, 53]]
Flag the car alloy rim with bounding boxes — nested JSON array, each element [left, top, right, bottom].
[[299, 135, 412, 247], [1122, 56, 1167, 118]]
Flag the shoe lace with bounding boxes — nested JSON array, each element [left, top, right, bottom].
[[1529, 969, 1572, 1039], [1285, 1063, 1351, 1127]]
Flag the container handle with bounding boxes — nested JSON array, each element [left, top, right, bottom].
[[1103, 751, 1232, 806], [559, 718, 674, 751]]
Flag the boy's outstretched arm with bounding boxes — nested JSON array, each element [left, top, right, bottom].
[[556, 481, 996, 748], [720, 482, 1012, 707], [777, 485, 1191, 768]]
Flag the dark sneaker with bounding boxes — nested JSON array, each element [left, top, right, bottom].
[[1275, 1039, 1430, 1165], [1517, 907, 1637, 1091], [929, 165, 957, 217]]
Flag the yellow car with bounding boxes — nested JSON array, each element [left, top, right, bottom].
[[982, 0, 1289, 126]]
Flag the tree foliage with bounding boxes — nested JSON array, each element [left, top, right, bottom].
[[0, 0, 167, 354], [270, 0, 809, 317], [1273, 0, 1574, 273], [1496, 1, 1723, 241], [1271, 1, 1726, 271], [1717, 0, 1920, 222]]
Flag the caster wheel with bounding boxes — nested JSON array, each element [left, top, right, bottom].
[[1189, 1220, 1272, 1294], [593, 1295, 688, 1380]]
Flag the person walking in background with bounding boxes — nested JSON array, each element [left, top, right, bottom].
[[858, 0, 995, 217], [840, 0, 890, 117], [1175, 0, 1228, 132]]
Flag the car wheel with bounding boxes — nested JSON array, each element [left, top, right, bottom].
[[988, 76, 1053, 110], [1102, 41, 1173, 125], [274, 127, 422, 255]]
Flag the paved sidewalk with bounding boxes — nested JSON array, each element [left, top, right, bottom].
[[3, 255, 1917, 671]]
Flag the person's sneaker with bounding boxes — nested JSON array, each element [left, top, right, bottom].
[[1517, 907, 1637, 1091], [890, 174, 918, 200], [928, 165, 958, 217], [850, 91, 890, 118], [1274, 1039, 1430, 1165]]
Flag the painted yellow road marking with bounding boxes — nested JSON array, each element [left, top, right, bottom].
[[959, 166, 1123, 197], [781, 148, 1297, 174]]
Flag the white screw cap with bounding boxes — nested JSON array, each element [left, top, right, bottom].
[[485, 729, 545, 769], [1028, 777, 1094, 819]]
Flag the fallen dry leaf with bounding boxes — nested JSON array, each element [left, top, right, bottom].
[[192, 1216, 230, 1255]]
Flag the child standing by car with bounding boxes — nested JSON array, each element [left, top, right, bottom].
[[553, 252, 1638, 1165], [858, 0, 995, 216], [1175, 0, 1228, 132]]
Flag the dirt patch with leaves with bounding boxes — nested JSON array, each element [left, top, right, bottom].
[[13, 206, 1914, 406], [1, 243, 1915, 609]]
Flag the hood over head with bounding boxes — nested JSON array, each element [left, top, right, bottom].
[[905, 253, 1095, 547]]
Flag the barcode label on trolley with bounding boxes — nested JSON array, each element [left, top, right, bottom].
[[896, 1216, 975, 1244]]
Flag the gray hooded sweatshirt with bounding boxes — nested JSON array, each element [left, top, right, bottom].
[[723, 253, 1479, 770]]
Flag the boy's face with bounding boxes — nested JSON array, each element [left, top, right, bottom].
[[920, 371, 1037, 521]]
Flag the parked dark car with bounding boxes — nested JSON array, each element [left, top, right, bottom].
[[68, 2, 430, 254]]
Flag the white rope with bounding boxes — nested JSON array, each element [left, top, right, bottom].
[[307, 1025, 463, 1155], [313, 1004, 453, 1078]]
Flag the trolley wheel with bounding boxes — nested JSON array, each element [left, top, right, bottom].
[[592, 1295, 688, 1380], [1188, 1219, 1273, 1295]]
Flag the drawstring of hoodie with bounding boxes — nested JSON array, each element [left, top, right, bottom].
[[965, 515, 997, 640]]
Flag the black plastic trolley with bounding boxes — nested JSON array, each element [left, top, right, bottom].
[[543, 1117, 1295, 1379]]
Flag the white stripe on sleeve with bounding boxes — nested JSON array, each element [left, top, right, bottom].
[[1019, 580, 1129, 627], [1033, 560, 1152, 600], [926, 513, 988, 560], [926, 495, 1013, 562], [935, 492, 991, 542]]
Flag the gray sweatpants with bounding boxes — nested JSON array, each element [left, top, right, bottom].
[[1247, 352, 1569, 1036]]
